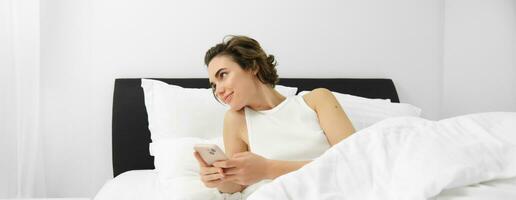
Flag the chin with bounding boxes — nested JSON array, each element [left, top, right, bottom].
[[228, 103, 245, 111]]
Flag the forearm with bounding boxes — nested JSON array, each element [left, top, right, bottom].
[[265, 160, 311, 179], [217, 181, 244, 194]]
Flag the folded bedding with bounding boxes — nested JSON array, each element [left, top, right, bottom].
[[96, 112, 516, 200], [248, 112, 516, 200]]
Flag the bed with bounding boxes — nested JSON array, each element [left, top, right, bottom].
[[94, 78, 516, 200]]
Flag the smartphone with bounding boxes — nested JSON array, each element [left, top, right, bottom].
[[194, 144, 228, 166]]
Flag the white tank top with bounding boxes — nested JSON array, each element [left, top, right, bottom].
[[244, 95, 331, 161], [239, 95, 331, 199]]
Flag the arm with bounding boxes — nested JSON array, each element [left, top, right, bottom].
[[265, 160, 310, 179], [304, 88, 355, 146], [216, 110, 248, 193], [214, 151, 311, 185]]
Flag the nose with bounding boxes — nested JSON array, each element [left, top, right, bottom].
[[215, 84, 225, 100]]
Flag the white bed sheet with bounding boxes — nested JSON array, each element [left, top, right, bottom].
[[248, 113, 516, 200], [94, 170, 159, 200], [93, 170, 516, 200], [434, 178, 516, 200]]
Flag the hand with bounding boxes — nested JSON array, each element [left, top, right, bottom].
[[212, 151, 270, 186], [193, 151, 226, 188]]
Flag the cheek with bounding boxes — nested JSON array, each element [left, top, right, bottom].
[[229, 89, 247, 110], [227, 72, 255, 101]]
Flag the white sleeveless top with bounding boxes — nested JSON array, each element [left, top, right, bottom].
[[239, 95, 331, 198], [244, 95, 331, 160]]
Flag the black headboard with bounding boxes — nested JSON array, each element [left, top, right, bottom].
[[112, 78, 399, 177]]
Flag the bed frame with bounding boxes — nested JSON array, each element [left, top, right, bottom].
[[111, 78, 400, 177]]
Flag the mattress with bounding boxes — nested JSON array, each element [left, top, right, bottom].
[[93, 170, 516, 200]]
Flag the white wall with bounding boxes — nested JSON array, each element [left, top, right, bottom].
[[41, 0, 105, 197], [442, 0, 516, 118], [40, 0, 516, 198]]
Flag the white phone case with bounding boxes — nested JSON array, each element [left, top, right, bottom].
[[194, 144, 228, 165]]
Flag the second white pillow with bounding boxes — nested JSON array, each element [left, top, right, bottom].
[[141, 79, 298, 142], [298, 90, 422, 130]]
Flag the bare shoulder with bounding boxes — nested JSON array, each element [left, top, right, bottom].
[[302, 88, 336, 110], [224, 109, 245, 125], [223, 109, 249, 145]]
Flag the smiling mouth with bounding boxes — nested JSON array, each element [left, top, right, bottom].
[[224, 93, 233, 104]]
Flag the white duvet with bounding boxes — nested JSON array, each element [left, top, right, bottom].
[[248, 112, 516, 200]]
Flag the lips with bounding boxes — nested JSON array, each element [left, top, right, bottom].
[[223, 92, 233, 104]]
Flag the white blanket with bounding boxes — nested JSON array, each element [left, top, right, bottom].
[[248, 112, 516, 200]]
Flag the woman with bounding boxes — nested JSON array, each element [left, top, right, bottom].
[[194, 35, 355, 195]]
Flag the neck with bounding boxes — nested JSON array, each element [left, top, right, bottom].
[[247, 84, 286, 111]]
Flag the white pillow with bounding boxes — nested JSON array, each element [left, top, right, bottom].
[[149, 137, 224, 180], [274, 85, 298, 96], [298, 90, 422, 130], [149, 137, 224, 199], [150, 137, 252, 199], [141, 79, 298, 142]]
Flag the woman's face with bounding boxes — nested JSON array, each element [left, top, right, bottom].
[[208, 55, 258, 111]]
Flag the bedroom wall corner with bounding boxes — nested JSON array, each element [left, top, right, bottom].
[[442, 0, 516, 118]]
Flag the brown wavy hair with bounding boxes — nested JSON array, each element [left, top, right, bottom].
[[204, 35, 279, 87]]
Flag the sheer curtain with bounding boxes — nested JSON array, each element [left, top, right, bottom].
[[0, 0, 46, 198]]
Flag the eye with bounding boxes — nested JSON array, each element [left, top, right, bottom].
[[220, 72, 228, 79]]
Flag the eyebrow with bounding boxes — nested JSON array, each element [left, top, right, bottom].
[[210, 68, 226, 87]]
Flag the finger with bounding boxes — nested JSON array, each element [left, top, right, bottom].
[[194, 151, 208, 167], [200, 167, 223, 176], [203, 173, 224, 182], [213, 159, 237, 168], [205, 178, 224, 188], [223, 167, 240, 175], [218, 167, 225, 176], [220, 174, 239, 183]]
